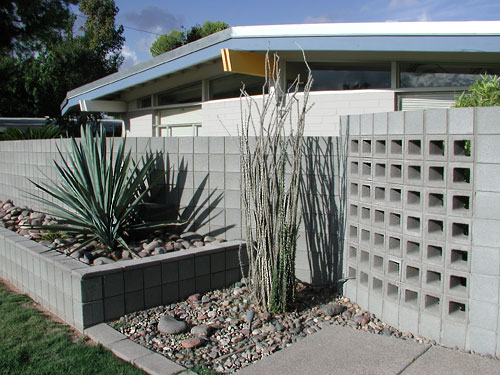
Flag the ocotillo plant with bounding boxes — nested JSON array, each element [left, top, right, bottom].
[[239, 52, 313, 313]]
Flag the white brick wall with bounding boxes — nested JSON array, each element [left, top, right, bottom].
[[200, 90, 395, 136]]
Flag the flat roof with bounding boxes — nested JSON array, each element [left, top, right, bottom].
[[61, 21, 500, 115]]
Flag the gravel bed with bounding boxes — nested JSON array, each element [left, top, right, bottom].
[[111, 281, 434, 374], [0, 200, 224, 266]]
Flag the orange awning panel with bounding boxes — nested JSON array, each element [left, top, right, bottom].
[[221, 49, 276, 78]]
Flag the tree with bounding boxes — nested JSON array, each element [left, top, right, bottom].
[[0, 0, 76, 55], [0, 0, 124, 123], [455, 74, 500, 108], [150, 20, 229, 57], [150, 30, 185, 57]]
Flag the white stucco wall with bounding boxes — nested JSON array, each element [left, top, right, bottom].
[[124, 112, 153, 137], [200, 90, 396, 136]]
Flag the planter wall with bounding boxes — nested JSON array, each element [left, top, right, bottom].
[[0, 226, 244, 331]]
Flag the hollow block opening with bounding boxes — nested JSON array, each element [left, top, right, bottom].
[[408, 139, 422, 155], [428, 166, 445, 181], [390, 139, 403, 155], [428, 193, 444, 208], [452, 195, 470, 211], [407, 190, 421, 205], [375, 140, 386, 154], [390, 164, 402, 179], [362, 139, 372, 154], [429, 140, 445, 156], [350, 139, 359, 153]]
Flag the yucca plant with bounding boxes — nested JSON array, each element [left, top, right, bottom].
[[30, 125, 179, 258]]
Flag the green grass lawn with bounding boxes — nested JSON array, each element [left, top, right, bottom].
[[0, 280, 145, 375]]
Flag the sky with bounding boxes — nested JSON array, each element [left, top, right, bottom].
[[81, 0, 500, 68]]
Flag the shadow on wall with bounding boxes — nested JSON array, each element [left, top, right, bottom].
[[300, 136, 348, 288], [147, 154, 235, 238]]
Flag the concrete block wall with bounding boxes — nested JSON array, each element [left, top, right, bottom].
[[0, 136, 343, 285], [342, 106, 500, 356], [0, 223, 244, 331]]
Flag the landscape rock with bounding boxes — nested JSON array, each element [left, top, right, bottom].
[[322, 303, 346, 316], [93, 257, 115, 266], [180, 232, 203, 241], [191, 324, 211, 337], [180, 337, 204, 349], [157, 315, 187, 334]]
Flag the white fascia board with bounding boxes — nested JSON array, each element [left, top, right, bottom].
[[230, 21, 500, 38], [79, 100, 127, 113]]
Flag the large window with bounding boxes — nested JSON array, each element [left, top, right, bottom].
[[210, 74, 265, 100], [399, 63, 500, 88], [157, 81, 202, 106], [287, 62, 391, 91]]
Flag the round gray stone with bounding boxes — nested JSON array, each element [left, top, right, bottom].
[[157, 315, 187, 334]]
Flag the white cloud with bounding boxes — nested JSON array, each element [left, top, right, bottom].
[[123, 5, 185, 35], [121, 45, 138, 69], [304, 15, 333, 23]]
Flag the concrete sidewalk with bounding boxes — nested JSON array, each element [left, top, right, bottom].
[[236, 324, 500, 375]]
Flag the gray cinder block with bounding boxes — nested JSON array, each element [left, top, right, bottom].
[[448, 107, 474, 135]]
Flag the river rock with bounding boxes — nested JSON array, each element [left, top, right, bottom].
[[144, 240, 162, 252], [93, 257, 115, 265], [180, 337, 204, 349], [191, 324, 210, 337], [353, 314, 370, 326], [157, 315, 187, 334], [322, 303, 346, 317], [180, 232, 203, 241]]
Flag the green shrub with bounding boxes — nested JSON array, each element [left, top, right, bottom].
[[455, 74, 500, 107], [0, 124, 61, 140], [30, 125, 180, 258]]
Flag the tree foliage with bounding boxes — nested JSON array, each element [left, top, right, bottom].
[[0, 0, 124, 123], [150, 20, 229, 57], [0, 0, 76, 55]]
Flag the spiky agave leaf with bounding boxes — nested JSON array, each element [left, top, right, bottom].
[[29, 125, 181, 257]]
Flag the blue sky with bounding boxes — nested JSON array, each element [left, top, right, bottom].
[[96, 0, 500, 68]]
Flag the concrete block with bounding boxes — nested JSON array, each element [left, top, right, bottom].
[[193, 137, 209, 154], [195, 255, 210, 277], [209, 137, 225, 154], [405, 111, 424, 134], [373, 113, 387, 135], [63, 293, 74, 325], [224, 137, 240, 154], [472, 219, 500, 247], [360, 114, 373, 135], [81, 300, 104, 327], [125, 290, 144, 314], [84, 323, 125, 346], [162, 282, 179, 304], [225, 155, 240, 173], [178, 257, 195, 280], [211, 251, 225, 273], [474, 192, 500, 220], [225, 172, 241, 190], [109, 338, 152, 362], [193, 154, 209, 171], [208, 154, 225, 172], [470, 274, 499, 304], [195, 275, 211, 293], [211, 271, 225, 290], [449, 107, 474, 134], [226, 268, 241, 285], [162, 261, 178, 284], [441, 319, 466, 349], [382, 299, 399, 328], [143, 265, 161, 288], [468, 299, 498, 331], [225, 190, 241, 209], [225, 248, 241, 269], [424, 108, 447, 134], [124, 269, 143, 293], [104, 295, 125, 321], [476, 106, 500, 134], [134, 352, 186, 375], [467, 326, 497, 355], [419, 313, 441, 342], [476, 135, 500, 163], [356, 285, 368, 309], [178, 278, 195, 298], [399, 305, 419, 334], [471, 246, 500, 276], [368, 292, 383, 317], [475, 164, 500, 192], [348, 115, 360, 136], [103, 272, 124, 298], [144, 286, 162, 308], [447, 189, 472, 218], [178, 138, 193, 154]]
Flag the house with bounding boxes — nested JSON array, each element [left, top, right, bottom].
[[60, 21, 500, 137]]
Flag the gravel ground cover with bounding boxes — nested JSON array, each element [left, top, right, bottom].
[[111, 281, 434, 374], [0, 199, 224, 266]]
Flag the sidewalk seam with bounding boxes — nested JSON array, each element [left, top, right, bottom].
[[397, 345, 432, 375]]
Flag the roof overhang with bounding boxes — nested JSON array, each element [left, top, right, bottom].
[[61, 21, 500, 115]]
